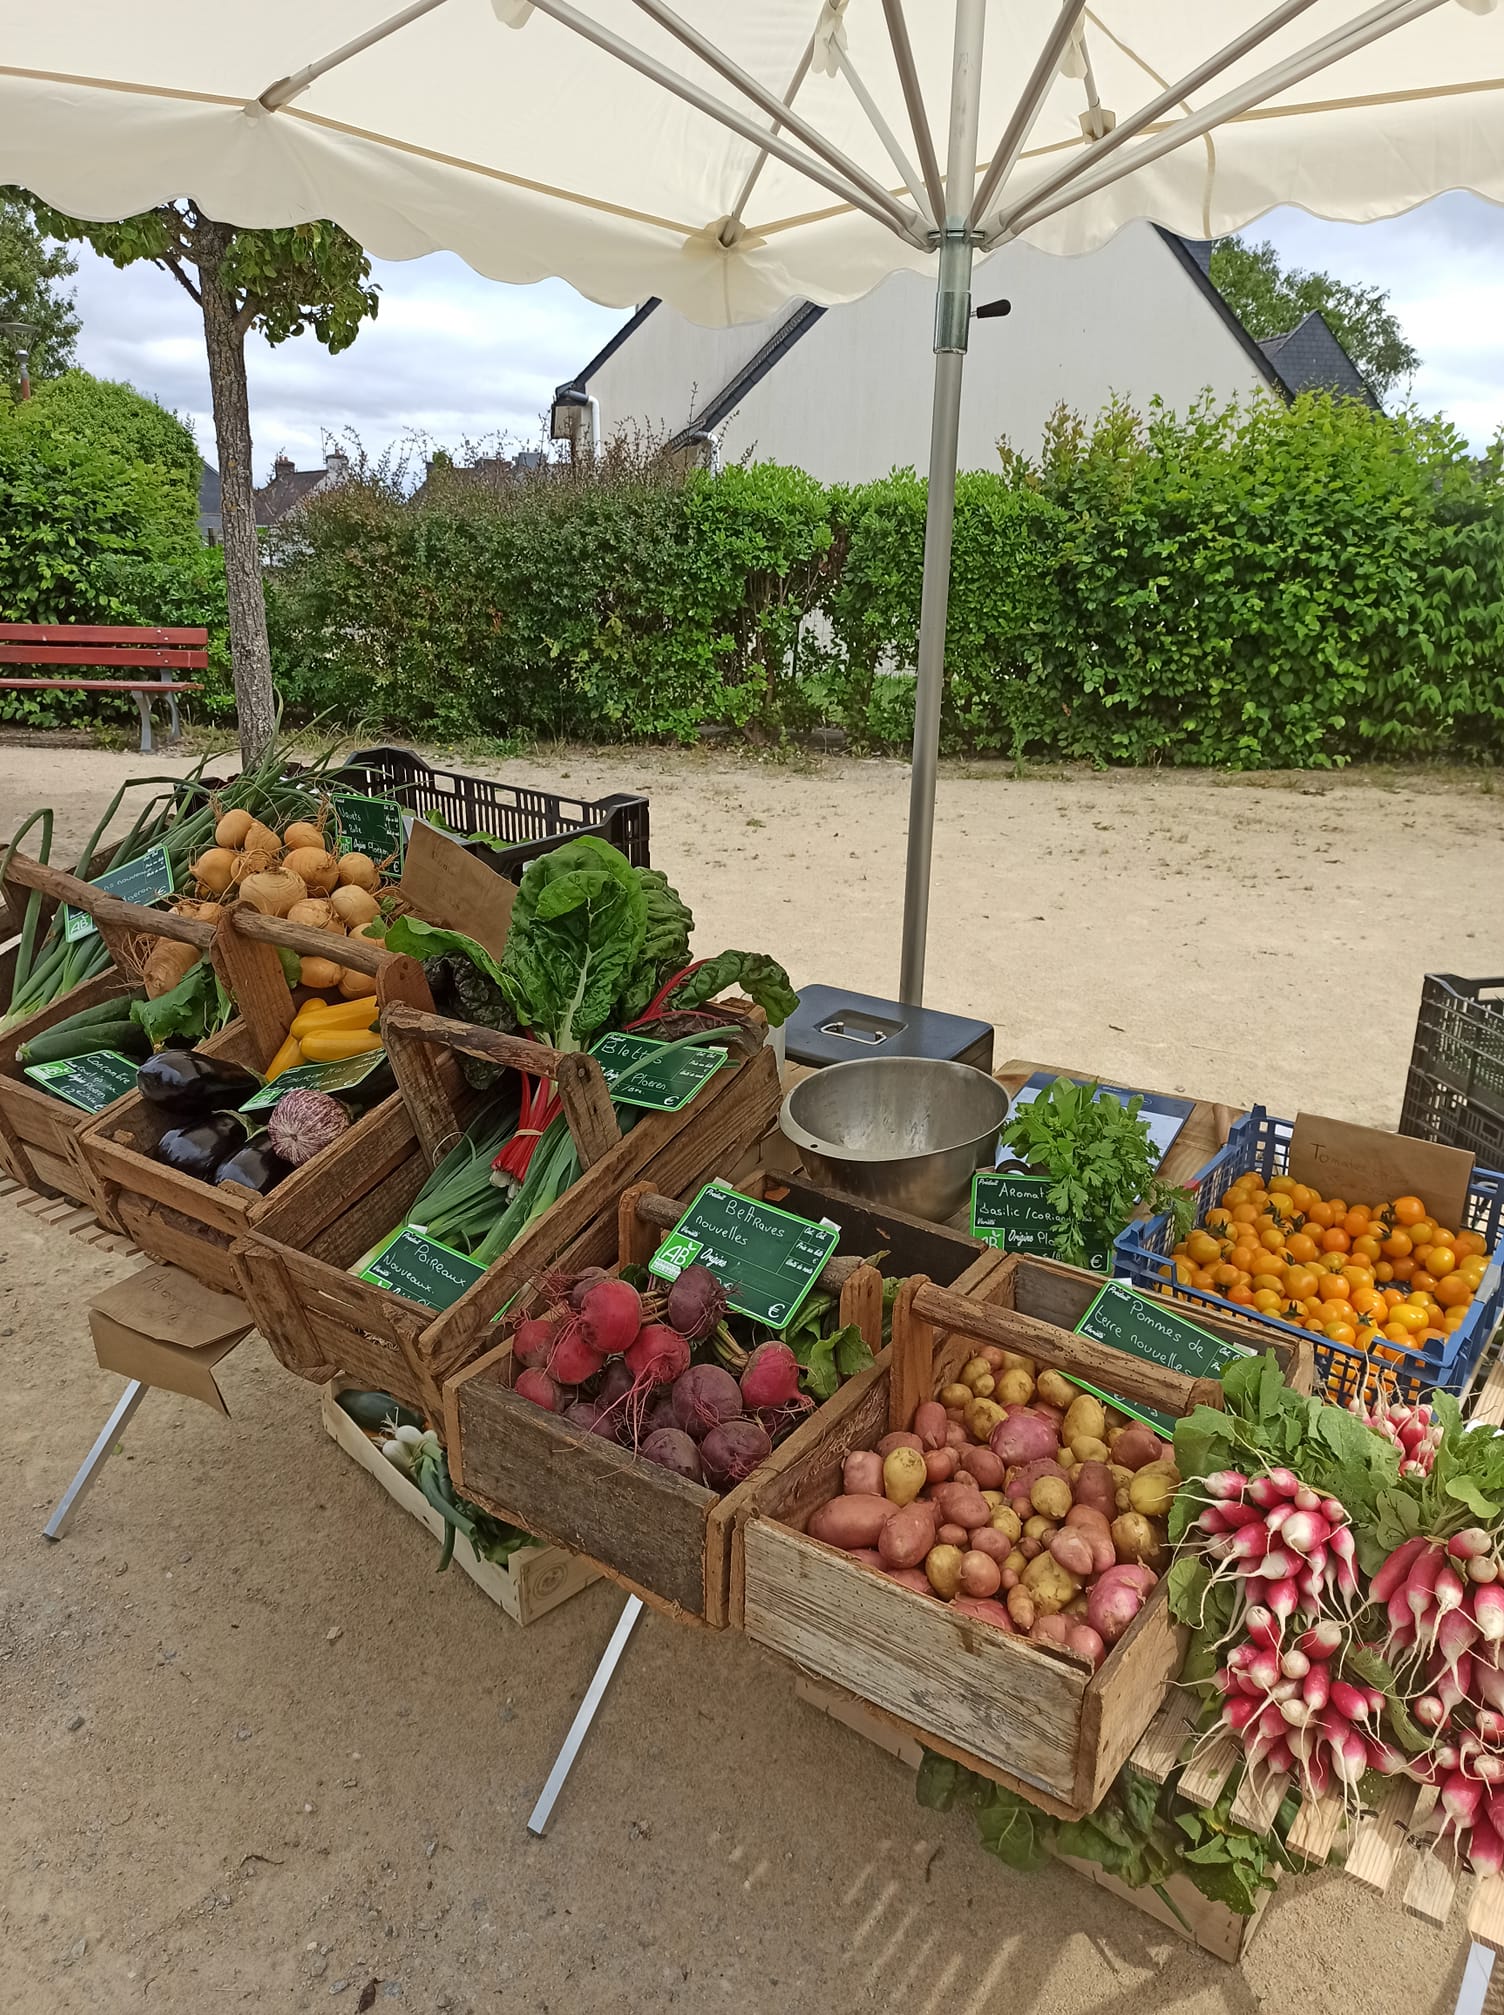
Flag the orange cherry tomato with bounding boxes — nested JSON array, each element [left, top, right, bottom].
[[1435, 1273, 1472, 1308], [1390, 1258, 1417, 1283], [1382, 1230, 1413, 1260], [1317, 1275, 1352, 1304], [1286, 1233, 1319, 1265], [1342, 1208, 1371, 1238], [1428, 1247, 1458, 1278], [1411, 1271, 1438, 1296], [1351, 1236, 1382, 1265], [1306, 1201, 1336, 1229], [1392, 1195, 1426, 1227], [1374, 1260, 1394, 1282], [1321, 1228, 1351, 1254], [1284, 1267, 1319, 1303]]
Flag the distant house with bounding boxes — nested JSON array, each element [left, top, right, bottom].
[[554, 223, 1378, 482], [197, 462, 222, 545], [255, 447, 351, 526], [409, 449, 547, 508]]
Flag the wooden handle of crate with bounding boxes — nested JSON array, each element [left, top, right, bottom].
[[378, 1001, 621, 1174], [910, 1278, 1223, 1420], [2, 848, 214, 950], [228, 904, 390, 975]]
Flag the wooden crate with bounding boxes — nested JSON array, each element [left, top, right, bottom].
[[739, 1259, 1312, 1820], [232, 1011, 784, 1421], [443, 1167, 974, 1629], [320, 1379, 599, 1624]]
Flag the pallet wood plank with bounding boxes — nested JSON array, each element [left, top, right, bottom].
[[1129, 1691, 1197, 1784], [1178, 1730, 1242, 1810], [1287, 1793, 1345, 1865], [1469, 1875, 1504, 1954], [1231, 1760, 1291, 1834], [1345, 1778, 1420, 1892], [1403, 1842, 1459, 1928]]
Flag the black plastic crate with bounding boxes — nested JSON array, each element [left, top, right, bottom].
[[1400, 974, 1504, 1164]]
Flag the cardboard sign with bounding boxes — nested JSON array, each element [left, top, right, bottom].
[[590, 1031, 725, 1112], [332, 791, 405, 871], [401, 819, 515, 964], [1288, 1111, 1474, 1237], [24, 1048, 140, 1112], [90, 1263, 254, 1415], [1072, 1280, 1255, 1435], [358, 1226, 486, 1313], [64, 844, 173, 941], [240, 1049, 388, 1112], [970, 1171, 1110, 1272], [649, 1179, 838, 1330]]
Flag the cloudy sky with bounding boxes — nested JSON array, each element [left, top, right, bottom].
[[68, 190, 1504, 483]]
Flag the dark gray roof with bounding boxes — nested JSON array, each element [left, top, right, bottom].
[[1259, 311, 1378, 406]]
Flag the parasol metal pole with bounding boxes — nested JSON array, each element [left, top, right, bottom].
[[898, 0, 985, 1006]]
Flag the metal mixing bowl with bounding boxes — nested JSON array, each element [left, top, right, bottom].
[[779, 1057, 1010, 1222]]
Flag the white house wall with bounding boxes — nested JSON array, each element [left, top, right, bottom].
[[586, 223, 1271, 482]]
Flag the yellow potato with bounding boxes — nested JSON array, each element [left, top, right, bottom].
[[998, 1352, 1036, 1377], [883, 1446, 928, 1506], [939, 1383, 973, 1410], [1070, 1435, 1111, 1465], [989, 1505, 1022, 1543], [1023, 1513, 1057, 1543], [965, 1398, 1007, 1442], [925, 1545, 965, 1600], [1128, 1463, 1180, 1519], [1021, 1553, 1078, 1615], [996, 1368, 1035, 1407], [968, 1371, 996, 1398], [1062, 1393, 1107, 1445], [1030, 1474, 1073, 1521], [961, 1356, 992, 1389], [1035, 1369, 1077, 1411]]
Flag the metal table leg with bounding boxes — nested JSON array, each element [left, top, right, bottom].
[[1455, 1942, 1495, 2015], [527, 1595, 644, 1836], [43, 1379, 149, 1540]]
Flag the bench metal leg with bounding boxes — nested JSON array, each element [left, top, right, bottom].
[[134, 691, 154, 755], [527, 1594, 644, 1836], [43, 1378, 149, 1539], [165, 689, 182, 743]]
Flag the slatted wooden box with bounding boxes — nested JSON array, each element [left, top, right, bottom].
[[233, 1014, 786, 1423], [738, 1255, 1311, 1820], [0, 971, 143, 1203], [445, 1170, 1002, 1628]]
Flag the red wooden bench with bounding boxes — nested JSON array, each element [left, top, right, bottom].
[[0, 623, 206, 754]]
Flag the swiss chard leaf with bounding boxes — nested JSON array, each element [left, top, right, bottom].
[[500, 838, 648, 1050], [614, 869, 695, 1024], [666, 950, 798, 1029], [384, 915, 508, 990]]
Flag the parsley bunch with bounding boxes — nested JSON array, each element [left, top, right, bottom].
[[1000, 1076, 1194, 1268]]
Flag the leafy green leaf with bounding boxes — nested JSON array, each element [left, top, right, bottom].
[[1445, 1476, 1503, 1520], [915, 1750, 961, 1812], [500, 837, 649, 1051], [1167, 1554, 1211, 1626], [129, 957, 234, 1049], [665, 950, 798, 1029]]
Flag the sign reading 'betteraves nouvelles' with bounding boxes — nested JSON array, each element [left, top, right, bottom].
[[649, 1180, 837, 1331]]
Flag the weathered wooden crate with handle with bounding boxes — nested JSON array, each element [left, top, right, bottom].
[[0, 848, 215, 1204], [445, 1169, 1004, 1629], [77, 902, 440, 1292], [738, 1256, 1312, 1821], [230, 1002, 783, 1423]]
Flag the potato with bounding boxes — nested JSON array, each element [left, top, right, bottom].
[[967, 1527, 1012, 1565], [1064, 1592, 1090, 1618], [1066, 1622, 1107, 1669], [878, 1503, 936, 1569], [961, 1356, 993, 1390], [980, 1345, 1008, 1373], [1018, 1537, 1042, 1560], [1069, 1435, 1111, 1465], [1112, 1424, 1167, 1472], [966, 1398, 1007, 1442], [1087, 1566, 1153, 1645], [877, 1431, 923, 1457], [1035, 1368, 1077, 1411], [808, 1494, 895, 1550], [999, 1351, 1036, 1376], [924, 1446, 960, 1485], [1108, 1463, 1135, 1490], [933, 1481, 990, 1531], [945, 1421, 970, 1450], [936, 1521, 970, 1548], [1072, 1461, 1116, 1517], [1128, 1463, 1180, 1519], [988, 1411, 1058, 1465], [1021, 1552, 1078, 1615], [1112, 1511, 1161, 1564], [939, 1383, 973, 1410], [971, 1372, 997, 1398], [996, 1367, 1036, 1408], [960, 1550, 1003, 1599], [979, 1489, 1004, 1510], [953, 1596, 1015, 1631], [1062, 1504, 1115, 1574], [1006, 1584, 1037, 1632], [1049, 1527, 1096, 1580], [882, 1446, 928, 1506], [1004, 1549, 1028, 1576], [1062, 1393, 1107, 1445], [913, 1400, 949, 1450], [884, 1566, 933, 1594], [925, 1544, 965, 1599], [1007, 1456, 1067, 1499], [988, 1504, 1023, 1543], [1023, 1513, 1057, 1543], [1031, 1613, 1070, 1647], [999, 1568, 1019, 1591], [1030, 1474, 1073, 1521], [842, 1451, 884, 1497]]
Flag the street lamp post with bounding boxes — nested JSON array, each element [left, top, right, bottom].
[[0, 320, 37, 399]]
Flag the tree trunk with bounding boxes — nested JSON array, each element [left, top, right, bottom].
[[196, 219, 276, 766]]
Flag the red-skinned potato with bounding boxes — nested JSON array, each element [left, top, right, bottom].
[[1087, 1577, 1146, 1646], [1018, 1536, 1042, 1560], [932, 1481, 990, 1530], [1066, 1621, 1107, 1668], [877, 1430, 923, 1457], [937, 1522, 970, 1548], [956, 1445, 1005, 1491], [924, 1447, 960, 1486], [980, 1345, 1008, 1373], [913, 1400, 949, 1450], [1007, 1456, 1068, 1500], [1112, 1424, 1166, 1472], [999, 1568, 1019, 1590], [1031, 1613, 1071, 1646], [989, 1409, 1060, 1466], [944, 1421, 970, 1451], [959, 1550, 1003, 1599], [878, 1502, 937, 1569], [1049, 1527, 1096, 1580], [1006, 1584, 1036, 1632], [953, 1596, 1014, 1630], [884, 1565, 933, 1594], [1063, 1504, 1116, 1574], [967, 1526, 1013, 1564], [809, 1494, 895, 1550], [1072, 1460, 1116, 1518], [849, 1548, 886, 1569], [842, 1451, 884, 1497], [1033, 1403, 1065, 1432]]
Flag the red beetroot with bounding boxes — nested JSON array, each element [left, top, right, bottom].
[[577, 1277, 643, 1357], [671, 1363, 744, 1442], [665, 1263, 727, 1341], [640, 1428, 704, 1483], [548, 1327, 608, 1387], [740, 1341, 801, 1412], [563, 1398, 616, 1437], [515, 1367, 563, 1412], [511, 1316, 557, 1370], [568, 1266, 611, 1310], [753, 1395, 814, 1441], [700, 1417, 773, 1489]]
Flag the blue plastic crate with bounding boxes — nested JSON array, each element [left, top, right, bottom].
[[1114, 1107, 1504, 1406]]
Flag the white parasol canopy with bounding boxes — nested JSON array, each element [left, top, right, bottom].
[[3, 0, 1502, 995]]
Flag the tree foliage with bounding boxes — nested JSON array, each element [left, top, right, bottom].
[[1209, 236, 1419, 403], [7, 368, 200, 553], [0, 191, 79, 390]]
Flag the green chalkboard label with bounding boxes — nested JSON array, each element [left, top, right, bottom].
[[970, 1171, 1110, 1272], [590, 1031, 725, 1112], [332, 792, 405, 871], [241, 1049, 388, 1112], [1071, 1280, 1256, 1434], [358, 1226, 485, 1313], [64, 844, 174, 941], [649, 1180, 838, 1330], [24, 1049, 141, 1112]]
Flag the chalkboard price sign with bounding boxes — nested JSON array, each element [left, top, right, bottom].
[[1070, 1280, 1256, 1435], [241, 1049, 388, 1112], [25, 1049, 141, 1113], [590, 1031, 724, 1112], [64, 844, 174, 942], [649, 1180, 838, 1330], [970, 1171, 1110, 1272], [358, 1226, 485, 1313], [332, 792, 405, 871]]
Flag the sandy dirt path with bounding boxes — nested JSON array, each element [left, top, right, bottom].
[[2, 737, 1502, 2015]]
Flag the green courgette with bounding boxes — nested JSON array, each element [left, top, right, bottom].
[[21, 1019, 150, 1065], [40, 992, 143, 1033], [335, 1388, 426, 1435]]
